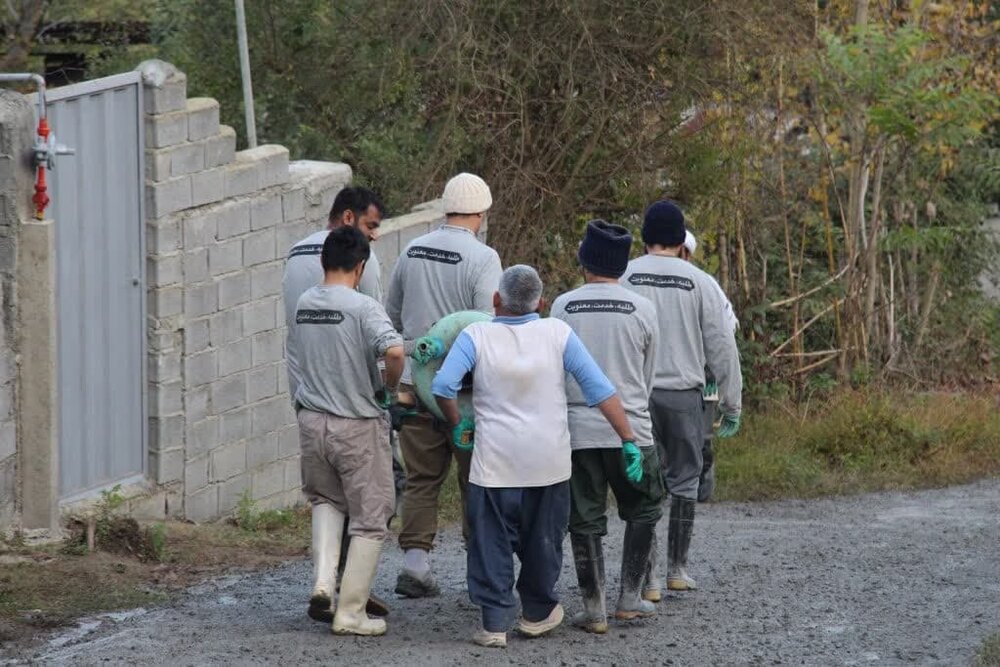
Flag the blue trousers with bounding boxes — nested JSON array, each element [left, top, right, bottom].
[[466, 481, 570, 632]]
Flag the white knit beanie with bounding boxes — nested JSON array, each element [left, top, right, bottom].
[[684, 230, 697, 255], [442, 172, 492, 214]]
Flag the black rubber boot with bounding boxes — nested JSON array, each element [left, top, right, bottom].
[[570, 534, 607, 634], [698, 439, 715, 502], [667, 497, 697, 591], [642, 530, 662, 602], [614, 522, 657, 620]]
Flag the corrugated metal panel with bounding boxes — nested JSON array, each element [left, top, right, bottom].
[[46, 72, 146, 500]]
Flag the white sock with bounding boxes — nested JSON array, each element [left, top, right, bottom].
[[403, 548, 430, 576]]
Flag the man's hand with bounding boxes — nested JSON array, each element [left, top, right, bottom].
[[717, 413, 741, 438], [452, 417, 475, 451], [412, 336, 445, 364], [621, 441, 644, 483], [374, 386, 397, 410]]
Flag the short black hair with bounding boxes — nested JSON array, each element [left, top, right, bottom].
[[321, 225, 371, 273], [328, 186, 386, 222]]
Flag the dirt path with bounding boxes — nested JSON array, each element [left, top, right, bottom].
[[6, 480, 999, 666]]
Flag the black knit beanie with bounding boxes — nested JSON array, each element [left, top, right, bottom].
[[578, 220, 633, 278], [641, 200, 686, 247]]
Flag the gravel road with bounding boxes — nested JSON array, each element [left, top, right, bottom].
[[7, 479, 999, 666]]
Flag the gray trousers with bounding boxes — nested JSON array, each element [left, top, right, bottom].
[[649, 388, 703, 501]]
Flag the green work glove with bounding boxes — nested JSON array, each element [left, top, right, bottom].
[[717, 413, 741, 438], [622, 441, 643, 483], [412, 336, 445, 364], [374, 386, 397, 410], [703, 380, 718, 398], [452, 418, 475, 451]]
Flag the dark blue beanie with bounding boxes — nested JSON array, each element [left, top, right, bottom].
[[642, 201, 686, 247], [578, 220, 632, 278]]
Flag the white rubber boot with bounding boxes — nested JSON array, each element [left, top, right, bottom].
[[308, 504, 345, 622], [332, 536, 387, 636]]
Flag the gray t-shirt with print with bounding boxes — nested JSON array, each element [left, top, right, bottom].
[[385, 224, 503, 382], [290, 285, 402, 419], [551, 282, 658, 449]]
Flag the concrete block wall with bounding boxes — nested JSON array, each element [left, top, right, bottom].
[[143, 68, 361, 521]]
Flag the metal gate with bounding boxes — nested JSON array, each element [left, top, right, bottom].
[[45, 72, 146, 501]]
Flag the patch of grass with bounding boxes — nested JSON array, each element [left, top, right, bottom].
[[714, 390, 1000, 501], [233, 491, 298, 533], [977, 632, 1000, 667]]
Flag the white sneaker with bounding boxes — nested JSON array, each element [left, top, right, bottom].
[[517, 603, 564, 637], [472, 629, 507, 648]]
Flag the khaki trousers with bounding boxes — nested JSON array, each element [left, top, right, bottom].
[[398, 402, 471, 551], [298, 409, 394, 540]]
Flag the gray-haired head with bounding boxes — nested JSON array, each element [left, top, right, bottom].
[[498, 264, 543, 315]]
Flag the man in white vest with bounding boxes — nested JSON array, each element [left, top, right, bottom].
[[432, 265, 641, 648]]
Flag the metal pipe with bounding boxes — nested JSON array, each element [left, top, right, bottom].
[[0, 72, 46, 120], [234, 0, 258, 148]]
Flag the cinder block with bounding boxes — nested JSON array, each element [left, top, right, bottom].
[[147, 330, 181, 354], [184, 316, 211, 354], [185, 454, 210, 492], [151, 447, 184, 484], [186, 98, 221, 142], [149, 349, 181, 383], [282, 189, 306, 222], [169, 141, 206, 177], [147, 253, 182, 288], [217, 272, 251, 309], [209, 237, 243, 276], [278, 425, 299, 458], [185, 484, 219, 522], [0, 422, 12, 462], [251, 145, 290, 188], [252, 461, 285, 500], [149, 379, 183, 415], [252, 330, 283, 365], [277, 361, 289, 394], [243, 229, 276, 267], [218, 338, 252, 376], [146, 176, 192, 219], [129, 491, 168, 521], [215, 199, 251, 240], [276, 220, 315, 257], [186, 384, 210, 423], [142, 72, 187, 114], [145, 110, 189, 149], [250, 261, 281, 299], [250, 195, 282, 231], [184, 348, 217, 388], [206, 126, 236, 168], [183, 210, 217, 248], [218, 474, 249, 514], [247, 432, 279, 469], [210, 308, 243, 347], [146, 148, 171, 182], [224, 157, 262, 199], [211, 439, 247, 482], [187, 416, 219, 458], [146, 218, 181, 254], [0, 387, 13, 421], [165, 488, 184, 519], [243, 298, 276, 336], [149, 413, 184, 450], [211, 373, 246, 413], [251, 396, 293, 436], [148, 285, 183, 318], [220, 407, 250, 443], [191, 167, 225, 208], [183, 248, 209, 283], [247, 363, 278, 404], [184, 281, 218, 318]]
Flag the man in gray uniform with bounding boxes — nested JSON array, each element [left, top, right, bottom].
[[385, 172, 503, 597], [289, 226, 404, 636], [551, 221, 664, 634], [622, 200, 742, 593], [282, 186, 395, 619]]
